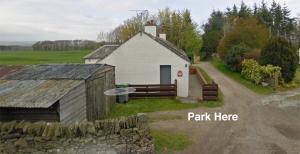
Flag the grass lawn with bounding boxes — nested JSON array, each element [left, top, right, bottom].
[[0, 50, 92, 65], [108, 99, 200, 118], [108, 97, 224, 118], [210, 58, 273, 95], [151, 130, 191, 153]]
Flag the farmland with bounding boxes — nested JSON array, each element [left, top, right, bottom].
[[0, 50, 92, 65]]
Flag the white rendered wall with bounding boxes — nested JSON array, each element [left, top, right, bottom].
[[85, 33, 190, 97]]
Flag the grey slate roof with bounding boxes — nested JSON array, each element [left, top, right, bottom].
[[143, 32, 190, 63], [3, 64, 110, 80], [83, 32, 190, 63], [84, 44, 120, 60], [0, 80, 83, 108]]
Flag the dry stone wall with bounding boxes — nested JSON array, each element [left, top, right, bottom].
[[0, 113, 154, 154]]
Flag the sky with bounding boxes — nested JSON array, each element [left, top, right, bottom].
[[0, 0, 300, 42]]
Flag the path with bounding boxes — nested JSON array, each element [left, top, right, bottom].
[[188, 74, 202, 98], [149, 62, 300, 154]]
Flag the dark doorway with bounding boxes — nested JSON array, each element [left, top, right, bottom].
[[160, 65, 171, 84]]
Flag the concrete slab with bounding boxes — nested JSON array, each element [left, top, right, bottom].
[[188, 74, 203, 99]]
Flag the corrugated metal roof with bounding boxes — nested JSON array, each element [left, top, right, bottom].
[[0, 80, 83, 108], [84, 45, 119, 60], [3, 64, 110, 80], [0, 65, 24, 78]]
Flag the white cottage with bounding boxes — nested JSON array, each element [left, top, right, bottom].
[[84, 22, 191, 97]]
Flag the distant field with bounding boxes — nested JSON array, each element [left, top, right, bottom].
[[0, 50, 92, 65]]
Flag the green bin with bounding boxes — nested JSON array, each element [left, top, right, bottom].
[[116, 83, 129, 103]]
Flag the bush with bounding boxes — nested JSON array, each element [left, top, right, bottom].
[[217, 17, 269, 59], [224, 43, 249, 72], [241, 59, 263, 84], [241, 59, 281, 85], [244, 48, 261, 60], [260, 37, 298, 83]]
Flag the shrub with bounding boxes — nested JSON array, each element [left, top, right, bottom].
[[217, 17, 269, 59], [241, 59, 262, 84], [261, 64, 282, 82], [244, 48, 261, 60], [224, 43, 249, 72], [241, 59, 281, 85], [260, 37, 298, 83]]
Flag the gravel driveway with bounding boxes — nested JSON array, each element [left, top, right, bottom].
[[149, 62, 300, 154]]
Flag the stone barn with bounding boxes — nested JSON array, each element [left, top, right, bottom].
[[0, 64, 115, 123]]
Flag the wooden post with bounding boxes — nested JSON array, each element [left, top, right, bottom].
[[273, 72, 278, 90], [175, 79, 177, 96]]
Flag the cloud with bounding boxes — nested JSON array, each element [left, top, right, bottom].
[[0, 0, 299, 41]]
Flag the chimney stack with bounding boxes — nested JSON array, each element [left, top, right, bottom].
[[144, 20, 157, 36], [159, 34, 166, 40]]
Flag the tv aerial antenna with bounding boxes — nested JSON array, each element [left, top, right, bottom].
[[129, 10, 149, 33]]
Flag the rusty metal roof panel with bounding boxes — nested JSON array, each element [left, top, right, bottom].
[[0, 80, 83, 108], [0, 65, 24, 78], [3, 64, 109, 80]]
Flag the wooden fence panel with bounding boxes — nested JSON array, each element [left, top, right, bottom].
[[129, 82, 177, 98], [190, 67, 219, 101], [202, 84, 218, 101]]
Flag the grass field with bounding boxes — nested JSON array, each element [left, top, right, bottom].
[[210, 58, 274, 95], [108, 97, 224, 118], [151, 130, 191, 153], [0, 50, 92, 65], [108, 99, 200, 118]]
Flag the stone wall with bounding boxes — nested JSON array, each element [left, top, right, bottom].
[[0, 113, 154, 154]]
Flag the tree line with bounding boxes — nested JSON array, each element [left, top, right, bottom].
[[32, 40, 103, 51], [201, 0, 300, 60], [98, 8, 202, 59], [201, 0, 299, 83]]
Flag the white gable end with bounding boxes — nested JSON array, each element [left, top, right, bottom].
[[86, 33, 190, 97]]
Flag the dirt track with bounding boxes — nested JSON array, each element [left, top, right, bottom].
[[149, 62, 300, 154]]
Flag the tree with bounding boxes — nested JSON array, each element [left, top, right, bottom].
[[200, 11, 225, 59], [157, 8, 172, 38], [260, 37, 298, 82], [271, 1, 283, 36], [182, 10, 202, 59], [238, 1, 252, 18], [224, 43, 249, 72], [104, 8, 202, 59], [201, 31, 222, 59], [253, 3, 258, 15], [218, 16, 269, 59], [256, 0, 273, 28]]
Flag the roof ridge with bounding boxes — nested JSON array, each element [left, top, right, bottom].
[[84, 32, 191, 63], [143, 32, 190, 63]]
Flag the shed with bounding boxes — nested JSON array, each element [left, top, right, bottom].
[[0, 64, 115, 123]]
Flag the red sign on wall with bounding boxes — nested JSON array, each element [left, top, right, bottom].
[[177, 70, 183, 77]]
